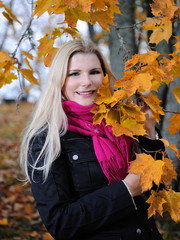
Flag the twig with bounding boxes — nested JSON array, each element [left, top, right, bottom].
[[163, 109, 180, 114]]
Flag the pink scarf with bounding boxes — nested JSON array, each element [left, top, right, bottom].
[[63, 100, 135, 185]]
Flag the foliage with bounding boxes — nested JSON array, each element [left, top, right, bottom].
[[0, 0, 179, 225], [0, 102, 54, 239]]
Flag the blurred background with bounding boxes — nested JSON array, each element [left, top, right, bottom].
[[0, 0, 179, 239]]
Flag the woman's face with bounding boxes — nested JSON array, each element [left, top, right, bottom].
[[62, 53, 104, 106]]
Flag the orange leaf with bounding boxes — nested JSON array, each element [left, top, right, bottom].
[[174, 36, 180, 54], [64, 0, 94, 13], [167, 112, 180, 135], [0, 218, 8, 226], [142, 17, 172, 44], [21, 51, 33, 60], [3, 6, 21, 24], [32, 0, 54, 18], [141, 92, 165, 122], [19, 68, 39, 85], [129, 153, 164, 191], [146, 190, 167, 218], [150, 0, 179, 19], [172, 85, 180, 103], [162, 188, 180, 222], [161, 157, 177, 186]]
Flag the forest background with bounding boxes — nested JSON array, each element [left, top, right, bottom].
[[0, 0, 180, 239]]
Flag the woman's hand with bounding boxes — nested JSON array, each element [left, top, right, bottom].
[[124, 173, 144, 197], [137, 96, 156, 140]]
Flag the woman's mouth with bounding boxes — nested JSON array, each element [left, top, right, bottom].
[[76, 90, 95, 95]]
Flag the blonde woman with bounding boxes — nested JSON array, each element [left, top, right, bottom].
[[20, 39, 164, 240]]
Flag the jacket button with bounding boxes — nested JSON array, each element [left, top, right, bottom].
[[136, 228, 141, 235], [72, 154, 78, 160]]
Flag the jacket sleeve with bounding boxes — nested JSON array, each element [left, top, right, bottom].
[[28, 133, 137, 240]]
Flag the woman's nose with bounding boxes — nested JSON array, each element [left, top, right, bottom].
[[81, 73, 92, 86]]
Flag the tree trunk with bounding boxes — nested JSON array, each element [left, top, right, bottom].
[[109, 0, 137, 79]]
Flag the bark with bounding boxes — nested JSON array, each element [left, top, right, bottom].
[[109, 0, 137, 79]]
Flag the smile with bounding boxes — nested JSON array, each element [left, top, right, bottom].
[[76, 91, 95, 95]]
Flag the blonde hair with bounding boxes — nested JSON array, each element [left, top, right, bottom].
[[20, 39, 117, 182]]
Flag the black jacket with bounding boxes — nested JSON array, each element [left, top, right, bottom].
[[28, 130, 165, 240]]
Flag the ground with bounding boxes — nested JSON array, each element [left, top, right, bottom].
[[0, 102, 179, 240]]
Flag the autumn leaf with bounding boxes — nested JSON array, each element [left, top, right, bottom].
[[166, 112, 180, 135], [172, 85, 180, 103], [146, 190, 167, 218], [150, 0, 179, 19], [64, 0, 94, 13], [18, 69, 39, 85], [121, 118, 146, 136], [0, 218, 8, 226], [142, 17, 172, 44], [32, 0, 55, 18], [161, 157, 177, 186], [141, 92, 165, 122], [174, 35, 180, 54], [129, 153, 165, 191], [21, 51, 33, 60], [2, 5, 21, 25], [114, 71, 153, 96]]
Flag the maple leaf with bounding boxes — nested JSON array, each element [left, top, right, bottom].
[[18, 69, 39, 85], [32, 0, 55, 18], [161, 157, 177, 186], [156, 188, 180, 223], [172, 85, 180, 103], [94, 75, 114, 105], [125, 51, 160, 71], [114, 71, 153, 96], [150, 0, 179, 19], [166, 112, 180, 135], [142, 16, 172, 44], [129, 153, 164, 191], [174, 35, 180, 54], [63, 0, 94, 13], [146, 190, 167, 218], [121, 118, 146, 136], [141, 92, 165, 122]]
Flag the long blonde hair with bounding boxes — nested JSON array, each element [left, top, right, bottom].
[[20, 39, 117, 182]]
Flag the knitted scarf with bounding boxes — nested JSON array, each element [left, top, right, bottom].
[[62, 100, 135, 185]]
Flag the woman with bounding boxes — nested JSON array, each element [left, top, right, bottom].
[[20, 39, 164, 240]]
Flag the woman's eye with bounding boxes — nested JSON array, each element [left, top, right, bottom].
[[90, 71, 100, 75], [68, 72, 79, 77]]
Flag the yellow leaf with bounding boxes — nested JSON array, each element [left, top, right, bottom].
[[121, 118, 146, 136], [64, 0, 94, 13], [129, 153, 165, 191], [112, 123, 136, 138], [167, 112, 180, 135], [19, 68, 39, 85], [141, 92, 165, 122], [146, 190, 167, 218], [174, 35, 180, 54], [95, 75, 114, 105], [161, 157, 177, 186], [150, 0, 179, 19], [0, 218, 8, 226], [3, 6, 21, 24], [172, 85, 180, 103], [142, 17, 172, 44], [2, 11, 13, 25], [32, 0, 55, 18], [163, 188, 180, 222], [125, 51, 160, 70], [21, 51, 33, 60]]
